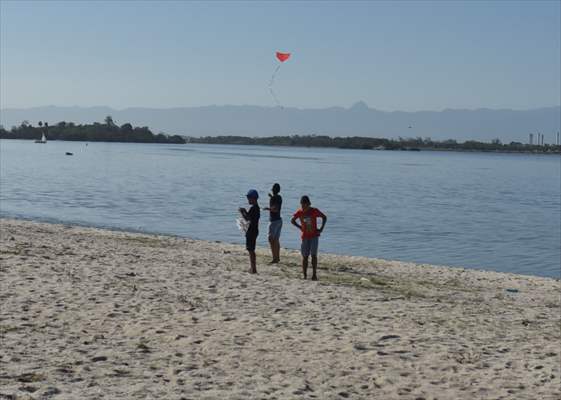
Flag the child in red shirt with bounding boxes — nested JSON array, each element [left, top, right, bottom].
[[291, 195, 327, 280]]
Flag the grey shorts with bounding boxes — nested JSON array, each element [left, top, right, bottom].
[[268, 219, 282, 240], [301, 236, 319, 257]]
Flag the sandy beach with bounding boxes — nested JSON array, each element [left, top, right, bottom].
[[0, 218, 559, 399]]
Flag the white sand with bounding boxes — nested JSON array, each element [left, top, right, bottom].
[[1, 218, 559, 399]]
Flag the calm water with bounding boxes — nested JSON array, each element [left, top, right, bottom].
[[1, 139, 559, 278]]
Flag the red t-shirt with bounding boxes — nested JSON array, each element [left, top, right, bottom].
[[293, 207, 326, 239]]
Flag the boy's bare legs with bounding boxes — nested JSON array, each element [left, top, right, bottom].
[[302, 256, 308, 279], [311, 255, 318, 281], [270, 237, 281, 263], [268, 237, 280, 263], [273, 239, 280, 262], [249, 251, 257, 274], [268, 236, 274, 261]]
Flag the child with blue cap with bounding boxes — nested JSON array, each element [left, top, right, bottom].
[[239, 189, 260, 273]]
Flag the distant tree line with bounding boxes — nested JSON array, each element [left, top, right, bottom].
[[0, 116, 185, 144], [2, 118, 558, 153], [187, 135, 560, 153]]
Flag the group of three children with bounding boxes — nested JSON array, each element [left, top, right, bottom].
[[238, 183, 327, 280]]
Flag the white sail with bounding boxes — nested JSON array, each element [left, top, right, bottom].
[[35, 133, 47, 143]]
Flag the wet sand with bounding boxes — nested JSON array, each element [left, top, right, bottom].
[[1, 218, 559, 399]]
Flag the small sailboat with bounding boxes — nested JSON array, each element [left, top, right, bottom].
[[35, 133, 47, 144]]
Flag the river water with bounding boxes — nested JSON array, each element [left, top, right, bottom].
[[1, 139, 559, 278]]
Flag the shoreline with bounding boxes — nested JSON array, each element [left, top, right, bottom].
[[1, 218, 560, 399], [2, 137, 560, 155], [3, 214, 557, 281]]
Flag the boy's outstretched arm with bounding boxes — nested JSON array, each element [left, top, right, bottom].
[[264, 204, 279, 212]]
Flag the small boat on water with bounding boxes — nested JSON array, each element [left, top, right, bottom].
[[35, 133, 47, 144], [65, 152, 73, 156]]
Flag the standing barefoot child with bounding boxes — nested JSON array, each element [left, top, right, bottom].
[[291, 195, 327, 280], [239, 189, 260, 274], [264, 183, 283, 264]]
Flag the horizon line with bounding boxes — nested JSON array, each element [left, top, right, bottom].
[[1, 104, 560, 113]]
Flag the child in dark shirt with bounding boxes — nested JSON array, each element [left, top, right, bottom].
[[239, 189, 260, 274], [264, 183, 283, 263]]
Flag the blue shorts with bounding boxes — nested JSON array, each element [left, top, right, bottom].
[[301, 236, 319, 257], [268, 219, 282, 240]]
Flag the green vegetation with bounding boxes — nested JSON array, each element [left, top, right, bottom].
[[2, 118, 558, 153], [188, 135, 560, 153], [0, 116, 185, 144]]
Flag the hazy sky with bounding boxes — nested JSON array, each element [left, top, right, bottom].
[[1, 0, 559, 111]]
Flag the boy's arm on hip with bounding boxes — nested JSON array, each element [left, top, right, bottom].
[[319, 215, 327, 231], [291, 216, 301, 230]]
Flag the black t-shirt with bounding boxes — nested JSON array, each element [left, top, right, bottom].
[[269, 194, 282, 221], [246, 204, 260, 236]]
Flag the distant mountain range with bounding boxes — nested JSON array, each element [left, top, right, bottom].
[[1, 103, 559, 143]]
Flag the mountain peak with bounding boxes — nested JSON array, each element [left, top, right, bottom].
[[350, 101, 369, 111]]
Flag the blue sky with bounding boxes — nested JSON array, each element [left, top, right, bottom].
[[1, 0, 559, 111]]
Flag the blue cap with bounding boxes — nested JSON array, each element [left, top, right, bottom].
[[246, 189, 259, 199]]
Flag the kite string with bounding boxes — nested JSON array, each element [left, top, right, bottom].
[[269, 87, 281, 108], [269, 64, 281, 87], [269, 64, 282, 107]]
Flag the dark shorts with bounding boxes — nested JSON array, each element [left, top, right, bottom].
[[246, 231, 258, 252], [301, 236, 319, 257]]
